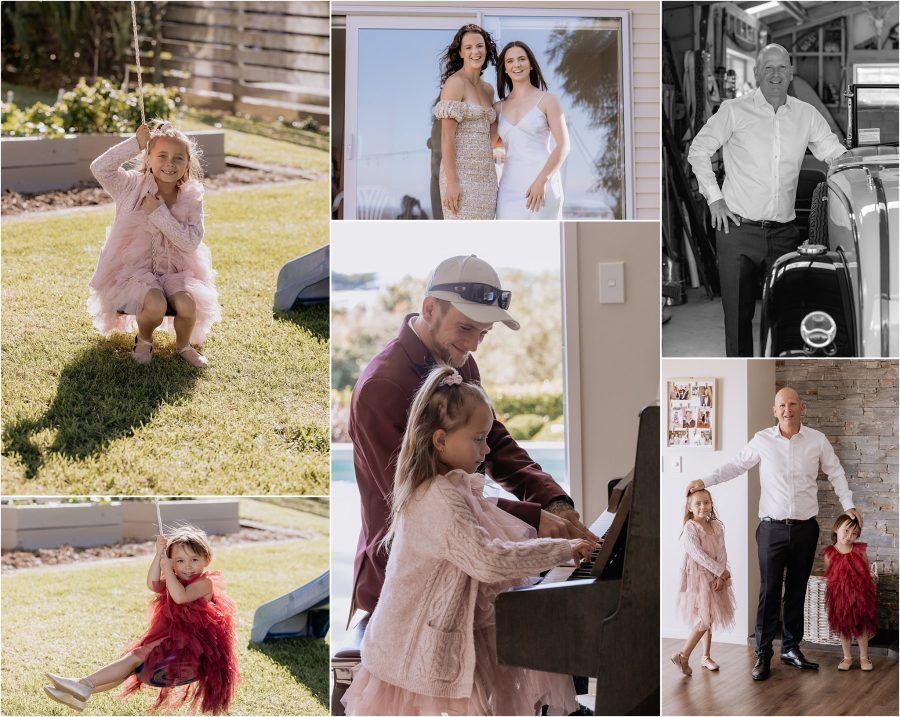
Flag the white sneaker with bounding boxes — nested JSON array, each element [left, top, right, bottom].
[[44, 685, 86, 711]]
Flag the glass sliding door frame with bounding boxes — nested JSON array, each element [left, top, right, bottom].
[[343, 6, 634, 219], [343, 13, 476, 220]]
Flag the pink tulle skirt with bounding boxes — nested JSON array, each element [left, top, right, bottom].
[[676, 564, 736, 631], [342, 626, 578, 716], [342, 474, 579, 716], [87, 210, 220, 345]]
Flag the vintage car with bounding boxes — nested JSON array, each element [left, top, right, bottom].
[[760, 84, 898, 356]]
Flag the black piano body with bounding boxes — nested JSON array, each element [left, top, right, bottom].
[[495, 405, 659, 716]]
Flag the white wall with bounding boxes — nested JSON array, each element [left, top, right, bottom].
[[660, 359, 775, 645], [571, 221, 659, 520]]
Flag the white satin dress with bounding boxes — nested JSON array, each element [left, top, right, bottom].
[[496, 94, 564, 220]]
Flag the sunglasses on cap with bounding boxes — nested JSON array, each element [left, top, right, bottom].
[[430, 282, 511, 310]]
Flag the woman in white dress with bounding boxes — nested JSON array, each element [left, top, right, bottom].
[[493, 42, 570, 220]]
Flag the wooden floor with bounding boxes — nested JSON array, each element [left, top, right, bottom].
[[661, 638, 899, 716]]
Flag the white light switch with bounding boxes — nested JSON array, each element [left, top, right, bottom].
[[672, 456, 682, 472], [599, 262, 625, 304]]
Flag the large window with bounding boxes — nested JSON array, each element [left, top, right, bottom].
[[336, 7, 632, 220]]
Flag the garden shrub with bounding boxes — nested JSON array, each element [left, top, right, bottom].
[[1, 77, 179, 137], [530, 415, 565, 441], [493, 391, 563, 420], [504, 414, 548, 441]]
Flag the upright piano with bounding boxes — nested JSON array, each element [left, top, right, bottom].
[[495, 405, 659, 716]]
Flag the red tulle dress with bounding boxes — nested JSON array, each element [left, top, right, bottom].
[[823, 542, 879, 638], [119, 572, 239, 714]]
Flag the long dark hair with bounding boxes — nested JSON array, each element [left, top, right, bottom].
[[439, 24, 498, 86], [496, 41, 548, 100]]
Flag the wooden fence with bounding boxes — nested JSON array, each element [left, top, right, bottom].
[[144, 1, 329, 122]]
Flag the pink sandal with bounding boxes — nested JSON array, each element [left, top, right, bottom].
[[177, 345, 208, 368], [671, 652, 692, 676], [132, 336, 153, 365]]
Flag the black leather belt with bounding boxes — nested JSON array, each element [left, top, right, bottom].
[[737, 217, 793, 228], [761, 516, 814, 525]]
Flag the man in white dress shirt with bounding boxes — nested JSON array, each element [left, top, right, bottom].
[[685, 387, 863, 681], [688, 44, 847, 356]]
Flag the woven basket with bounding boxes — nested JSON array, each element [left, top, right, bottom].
[[805, 562, 878, 646], [804, 575, 841, 645]]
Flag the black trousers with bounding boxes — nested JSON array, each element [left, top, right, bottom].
[[716, 222, 800, 357], [755, 518, 819, 657]]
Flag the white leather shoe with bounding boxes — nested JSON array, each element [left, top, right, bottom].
[[44, 673, 92, 702], [44, 685, 86, 711]]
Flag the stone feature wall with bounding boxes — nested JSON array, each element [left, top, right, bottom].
[[776, 359, 898, 632]]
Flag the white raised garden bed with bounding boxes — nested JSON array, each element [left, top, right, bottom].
[[1, 498, 239, 550], [1, 130, 225, 193], [1, 502, 122, 550], [122, 498, 239, 540]]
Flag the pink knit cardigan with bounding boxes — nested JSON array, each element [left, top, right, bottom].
[[360, 470, 573, 699]]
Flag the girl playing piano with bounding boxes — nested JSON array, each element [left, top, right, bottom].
[[342, 365, 595, 715], [671, 488, 735, 676]]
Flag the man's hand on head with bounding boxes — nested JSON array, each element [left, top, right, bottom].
[[709, 198, 741, 234], [847, 508, 864, 529], [685, 479, 706, 496]]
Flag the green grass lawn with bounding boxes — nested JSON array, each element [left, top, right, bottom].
[[1, 183, 329, 495], [1, 532, 330, 715], [239, 498, 329, 530], [180, 110, 329, 172]]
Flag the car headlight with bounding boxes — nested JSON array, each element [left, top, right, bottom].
[[800, 311, 837, 349], [797, 242, 827, 256]]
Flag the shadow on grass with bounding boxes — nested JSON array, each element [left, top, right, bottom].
[[2, 340, 200, 480], [274, 303, 329, 342], [248, 637, 330, 706]]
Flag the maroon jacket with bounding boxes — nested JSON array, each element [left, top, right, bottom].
[[347, 314, 571, 616]]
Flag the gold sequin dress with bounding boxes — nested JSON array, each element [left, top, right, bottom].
[[434, 100, 497, 220]]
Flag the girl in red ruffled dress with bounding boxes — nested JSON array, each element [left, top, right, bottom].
[[823, 513, 879, 671], [44, 526, 239, 713]]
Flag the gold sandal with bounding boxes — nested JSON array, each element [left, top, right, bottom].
[[838, 658, 852, 671]]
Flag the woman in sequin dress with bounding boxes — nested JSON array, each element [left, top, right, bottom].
[[434, 24, 499, 220]]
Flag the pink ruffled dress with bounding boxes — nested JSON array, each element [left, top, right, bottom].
[[87, 136, 221, 345], [343, 473, 578, 716], [676, 519, 735, 631]]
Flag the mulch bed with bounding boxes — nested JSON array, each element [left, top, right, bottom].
[[2, 524, 317, 572], [1, 163, 321, 216]]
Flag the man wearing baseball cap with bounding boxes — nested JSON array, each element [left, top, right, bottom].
[[347, 255, 597, 618]]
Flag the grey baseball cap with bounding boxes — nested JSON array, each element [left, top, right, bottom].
[[425, 255, 520, 330]]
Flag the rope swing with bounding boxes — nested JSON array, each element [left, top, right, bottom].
[[129, 0, 146, 125]]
